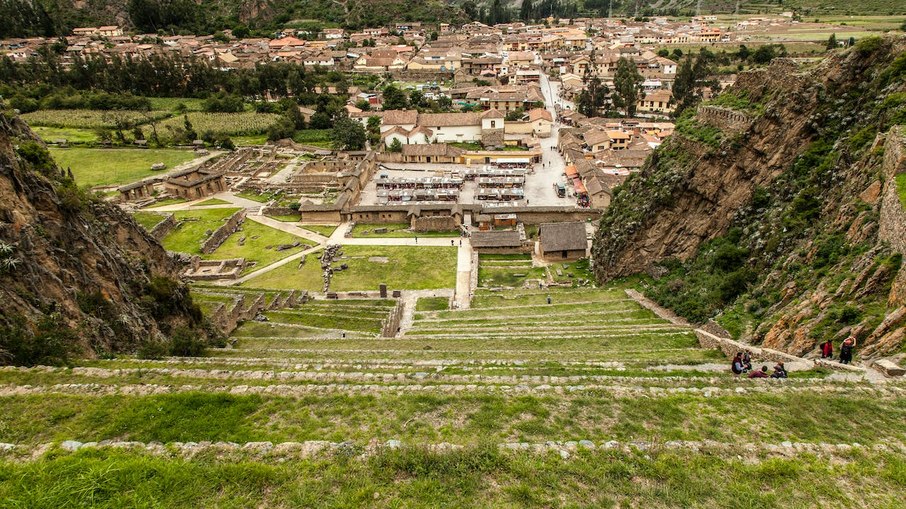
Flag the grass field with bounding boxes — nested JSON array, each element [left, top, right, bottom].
[[329, 245, 458, 291], [195, 198, 232, 206], [205, 220, 314, 272], [30, 126, 98, 144], [132, 211, 166, 230], [301, 224, 338, 237], [146, 97, 206, 112], [49, 147, 199, 187], [350, 223, 459, 238], [160, 208, 240, 254], [240, 252, 325, 291], [22, 109, 169, 129]]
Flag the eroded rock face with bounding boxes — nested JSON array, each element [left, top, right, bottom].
[[593, 39, 906, 358], [0, 113, 197, 359]]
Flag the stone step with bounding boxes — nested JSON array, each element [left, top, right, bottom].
[[3, 438, 902, 463], [2, 382, 899, 398]]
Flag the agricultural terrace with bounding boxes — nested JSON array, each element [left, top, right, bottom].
[[350, 223, 461, 238], [1, 283, 904, 505], [49, 147, 201, 187], [149, 112, 282, 141]]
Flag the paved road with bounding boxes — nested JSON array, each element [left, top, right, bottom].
[[524, 71, 574, 207]]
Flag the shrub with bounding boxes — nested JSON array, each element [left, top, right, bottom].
[[169, 326, 207, 357], [0, 316, 77, 367]]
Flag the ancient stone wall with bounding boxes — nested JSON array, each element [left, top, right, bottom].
[[696, 105, 753, 134], [261, 206, 299, 218], [149, 214, 176, 241], [878, 127, 906, 256], [413, 215, 459, 232], [382, 300, 404, 337], [201, 209, 246, 254]]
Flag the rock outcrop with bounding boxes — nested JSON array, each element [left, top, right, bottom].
[[593, 37, 906, 359], [0, 111, 204, 362]]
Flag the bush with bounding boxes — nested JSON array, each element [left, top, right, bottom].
[[169, 326, 207, 357], [203, 93, 245, 113], [15, 140, 54, 172], [0, 316, 77, 367]]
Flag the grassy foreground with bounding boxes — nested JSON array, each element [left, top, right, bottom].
[[0, 447, 903, 508]]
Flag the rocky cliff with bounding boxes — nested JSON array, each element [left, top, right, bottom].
[[593, 37, 906, 359], [0, 110, 205, 365]]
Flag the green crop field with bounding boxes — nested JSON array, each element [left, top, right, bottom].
[[49, 147, 200, 187], [152, 112, 282, 141], [329, 245, 458, 291], [30, 126, 99, 144]]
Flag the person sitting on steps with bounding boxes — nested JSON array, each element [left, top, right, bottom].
[[731, 352, 744, 375], [748, 365, 770, 379], [741, 350, 753, 373], [771, 361, 788, 379]]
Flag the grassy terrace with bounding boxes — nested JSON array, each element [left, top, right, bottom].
[[329, 245, 457, 291], [2, 285, 903, 505], [239, 252, 324, 291], [49, 147, 200, 187], [160, 208, 240, 254], [206, 220, 314, 274]]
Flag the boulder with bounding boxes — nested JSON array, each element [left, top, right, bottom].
[[873, 359, 905, 377]]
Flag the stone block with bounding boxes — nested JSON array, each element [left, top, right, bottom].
[[873, 359, 905, 377]]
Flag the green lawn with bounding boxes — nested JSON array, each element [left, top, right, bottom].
[[132, 211, 166, 230], [49, 147, 199, 187], [161, 208, 240, 255], [895, 173, 906, 209], [1, 446, 904, 507], [205, 220, 313, 272], [195, 198, 232, 206], [30, 126, 98, 144], [240, 252, 324, 291], [300, 224, 337, 237], [330, 245, 457, 291], [415, 296, 450, 311], [145, 196, 187, 208], [236, 190, 276, 203], [350, 223, 458, 238], [267, 214, 301, 222]]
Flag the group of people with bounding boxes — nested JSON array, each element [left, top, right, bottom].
[[820, 336, 857, 364], [731, 351, 788, 379]]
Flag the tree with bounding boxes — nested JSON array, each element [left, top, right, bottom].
[[284, 100, 306, 130], [612, 57, 643, 117], [751, 45, 777, 64], [521, 0, 533, 20], [366, 115, 381, 146], [409, 89, 426, 109], [826, 33, 837, 50], [330, 117, 367, 150], [576, 49, 608, 118], [736, 44, 750, 61], [388, 138, 403, 152], [266, 117, 295, 141], [183, 115, 197, 142], [657, 48, 669, 58], [382, 84, 409, 110]]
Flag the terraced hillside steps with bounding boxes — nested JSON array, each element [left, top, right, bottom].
[[1, 286, 904, 506]]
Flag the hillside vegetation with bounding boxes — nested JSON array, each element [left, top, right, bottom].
[[593, 36, 906, 359]]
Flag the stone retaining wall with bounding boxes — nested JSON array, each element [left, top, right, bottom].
[[413, 215, 458, 232], [696, 105, 754, 134], [201, 209, 246, 254], [149, 214, 176, 241], [382, 300, 404, 337], [261, 206, 299, 219]]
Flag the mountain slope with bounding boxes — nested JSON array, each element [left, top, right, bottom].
[[0, 109, 207, 365], [593, 36, 906, 359]]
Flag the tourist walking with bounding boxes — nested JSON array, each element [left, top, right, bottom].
[[840, 336, 856, 364], [820, 339, 833, 359]]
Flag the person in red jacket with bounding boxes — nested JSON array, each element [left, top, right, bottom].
[[820, 340, 833, 359], [748, 366, 769, 379]]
